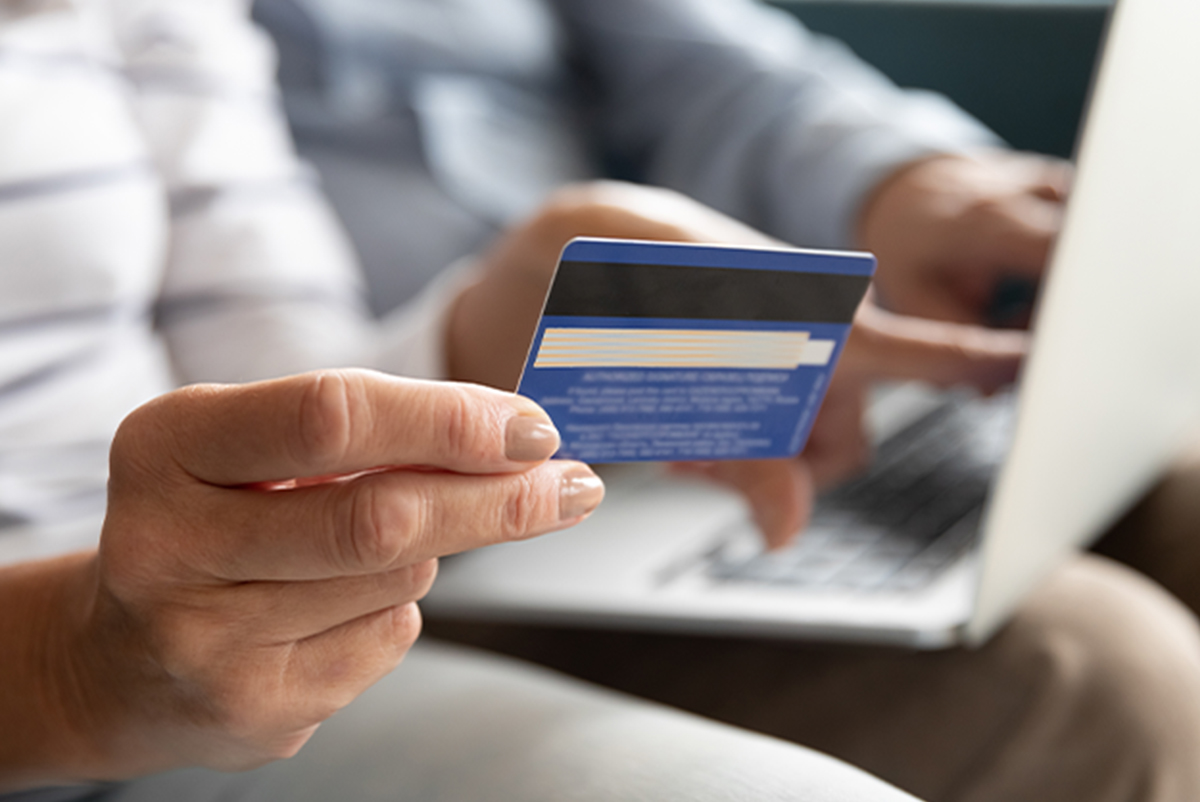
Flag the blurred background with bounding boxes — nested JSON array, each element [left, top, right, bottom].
[[250, 0, 1111, 315]]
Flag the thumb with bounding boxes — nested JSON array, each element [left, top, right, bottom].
[[842, 302, 1028, 394]]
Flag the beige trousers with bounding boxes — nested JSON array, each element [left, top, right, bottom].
[[428, 461, 1200, 802], [1095, 441, 1200, 618], [46, 641, 919, 802]]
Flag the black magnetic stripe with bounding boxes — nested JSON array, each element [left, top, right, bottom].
[[543, 261, 871, 323]]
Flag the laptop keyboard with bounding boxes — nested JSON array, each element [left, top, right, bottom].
[[696, 393, 1015, 593]]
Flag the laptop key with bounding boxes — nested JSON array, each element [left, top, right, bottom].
[[698, 394, 1011, 595]]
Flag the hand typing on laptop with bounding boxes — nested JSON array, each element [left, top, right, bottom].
[[447, 180, 1028, 548], [676, 300, 1025, 548], [859, 150, 1070, 326]]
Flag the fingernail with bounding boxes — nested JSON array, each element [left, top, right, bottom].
[[560, 464, 605, 521], [505, 415, 561, 462]]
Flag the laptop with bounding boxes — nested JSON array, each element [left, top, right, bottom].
[[422, 0, 1200, 648]]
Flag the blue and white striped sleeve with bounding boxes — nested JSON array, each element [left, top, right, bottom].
[[553, 0, 1002, 250]]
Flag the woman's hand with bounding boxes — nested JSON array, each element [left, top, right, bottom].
[[857, 150, 1070, 326], [1, 370, 602, 788], [683, 302, 1026, 549]]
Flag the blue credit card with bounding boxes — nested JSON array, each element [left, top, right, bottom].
[[516, 237, 875, 462]]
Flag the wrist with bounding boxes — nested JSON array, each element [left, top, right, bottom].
[[0, 551, 114, 791], [856, 154, 954, 250]]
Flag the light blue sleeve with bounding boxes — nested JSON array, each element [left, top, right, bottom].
[[553, 0, 1002, 249]]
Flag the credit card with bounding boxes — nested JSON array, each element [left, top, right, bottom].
[[516, 237, 874, 462]]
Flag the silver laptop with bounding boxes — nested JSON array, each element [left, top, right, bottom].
[[423, 0, 1200, 648]]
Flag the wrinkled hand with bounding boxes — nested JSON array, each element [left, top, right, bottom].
[[690, 152, 1058, 546], [680, 303, 1026, 549], [49, 370, 602, 780], [858, 151, 1071, 325]]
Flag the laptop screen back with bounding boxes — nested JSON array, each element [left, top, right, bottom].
[[967, 0, 1200, 642]]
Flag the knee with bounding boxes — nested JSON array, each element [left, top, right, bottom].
[[977, 555, 1200, 801]]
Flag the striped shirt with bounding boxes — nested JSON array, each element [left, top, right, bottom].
[[0, 0, 449, 545]]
